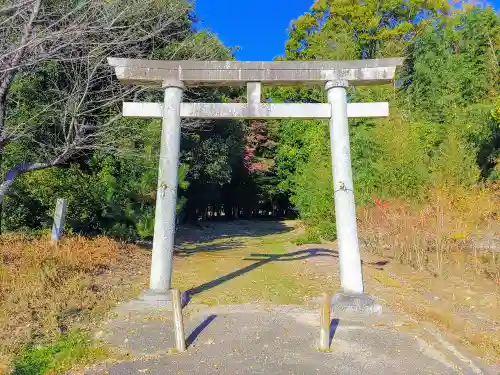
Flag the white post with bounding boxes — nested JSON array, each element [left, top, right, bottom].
[[326, 80, 364, 294], [149, 80, 184, 292], [51, 198, 68, 241]]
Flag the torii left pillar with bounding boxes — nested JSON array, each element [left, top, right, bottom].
[[149, 80, 184, 293]]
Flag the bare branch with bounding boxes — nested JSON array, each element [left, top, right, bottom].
[[0, 0, 229, 199], [0, 0, 35, 17]]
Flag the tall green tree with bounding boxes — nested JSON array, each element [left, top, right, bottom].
[[285, 0, 450, 61], [275, 3, 499, 239], [400, 6, 500, 179]]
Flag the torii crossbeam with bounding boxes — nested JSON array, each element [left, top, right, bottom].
[[108, 57, 403, 304]]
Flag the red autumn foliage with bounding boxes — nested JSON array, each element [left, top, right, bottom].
[[374, 198, 390, 209]]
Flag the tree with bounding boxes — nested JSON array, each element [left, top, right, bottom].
[[274, 2, 499, 239], [400, 6, 499, 122], [400, 6, 499, 180], [285, 0, 450, 61], [0, 0, 207, 200]]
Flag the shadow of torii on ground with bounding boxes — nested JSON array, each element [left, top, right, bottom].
[[186, 248, 337, 297], [185, 247, 391, 299]]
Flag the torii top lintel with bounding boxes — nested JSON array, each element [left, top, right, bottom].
[[108, 57, 403, 87]]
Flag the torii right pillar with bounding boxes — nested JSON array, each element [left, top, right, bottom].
[[326, 79, 380, 314], [326, 80, 363, 293]]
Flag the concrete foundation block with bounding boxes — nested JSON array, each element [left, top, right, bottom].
[[115, 289, 190, 314], [331, 292, 382, 316]]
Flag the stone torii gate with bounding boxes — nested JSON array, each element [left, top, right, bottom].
[[108, 57, 402, 303]]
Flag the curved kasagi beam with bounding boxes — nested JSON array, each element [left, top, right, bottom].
[[108, 57, 403, 87]]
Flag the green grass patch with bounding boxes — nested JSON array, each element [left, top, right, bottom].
[[173, 231, 327, 306], [293, 230, 323, 245], [11, 330, 107, 375]]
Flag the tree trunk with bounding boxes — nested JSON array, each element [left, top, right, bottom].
[[0, 159, 63, 201]]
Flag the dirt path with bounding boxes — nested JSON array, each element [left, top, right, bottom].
[[79, 220, 499, 374]]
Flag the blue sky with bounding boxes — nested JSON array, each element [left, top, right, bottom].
[[194, 0, 312, 61], [194, 0, 500, 61]]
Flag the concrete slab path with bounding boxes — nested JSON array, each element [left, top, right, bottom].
[[84, 303, 495, 375]]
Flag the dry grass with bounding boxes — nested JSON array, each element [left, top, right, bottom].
[[358, 186, 500, 362], [359, 186, 500, 280], [0, 234, 150, 372]]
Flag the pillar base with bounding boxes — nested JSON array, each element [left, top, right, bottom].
[[139, 289, 174, 307], [116, 289, 190, 314], [331, 292, 382, 316], [141, 289, 190, 307]]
